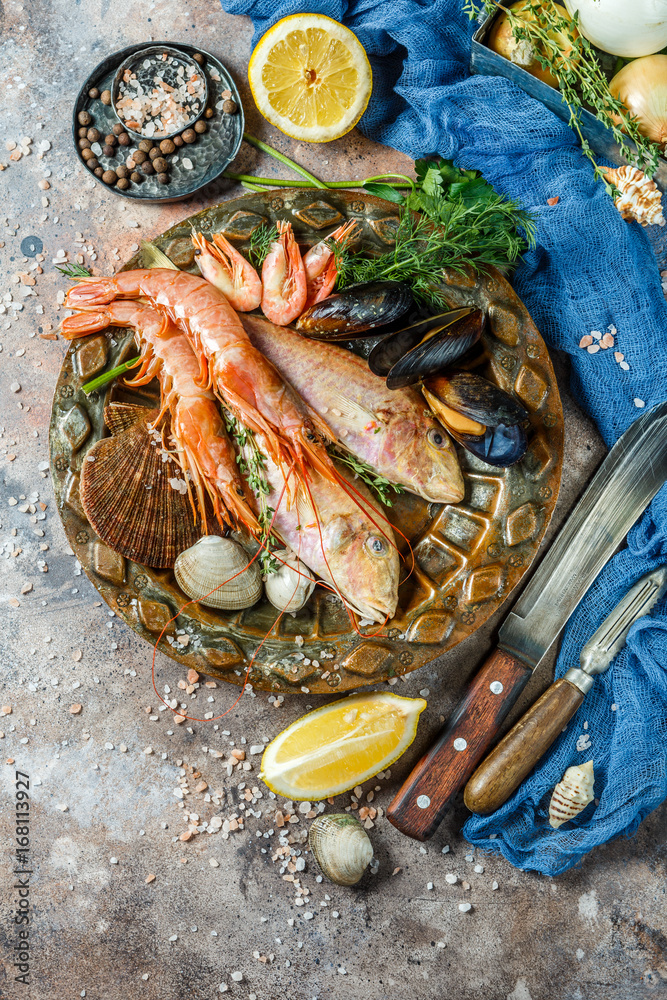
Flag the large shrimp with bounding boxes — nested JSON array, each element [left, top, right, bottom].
[[261, 221, 307, 326], [303, 220, 358, 308], [191, 231, 262, 312], [60, 300, 259, 537], [65, 268, 337, 485]]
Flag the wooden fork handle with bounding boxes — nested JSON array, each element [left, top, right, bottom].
[[386, 648, 532, 841], [463, 678, 585, 815]]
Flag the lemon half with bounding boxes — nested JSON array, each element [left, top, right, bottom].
[[260, 692, 427, 800], [248, 13, 372, 143]]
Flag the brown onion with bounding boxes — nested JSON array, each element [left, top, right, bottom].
[[610, 55, 667, 148], [487, 1, 579, 89]]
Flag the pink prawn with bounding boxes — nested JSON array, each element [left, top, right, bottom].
[[260, 221, 307, 326], [303, 220, 358, 308], [191, 231, 262, 312]]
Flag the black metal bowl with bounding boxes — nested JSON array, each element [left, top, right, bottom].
[[72, 41, 244, 204]]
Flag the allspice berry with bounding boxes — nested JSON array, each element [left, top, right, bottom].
[[104, 134, 117, 147], [78, 126, 89, 138], [88, 87, 100, 99], [138, 139, 153, 153], [194, 120, 207, 134], [79, 139, 92, 151], [116, 164, 129, 179], [152, 157, 168, 173], [181, 128, 197, 144], [81, 147, 94, 160], [157, 172, 170, 185], [149, 147, 161, 160], [222, 99, 238, 115], [193, 53, 205, 65], [160, 138, 176, 155], [94, 166, 104, 178], [102, 169, 117, 185], [100, 89, 112, 105], [87, 157, 99, 170], [204, 107, 214, 119], [141, 160, 155, 175], [117, 177, 130, 190], [78, 110, 92, 126], [87, 127, 101, 142], [103, 144, 116, 157], [130, 171, 143, 183], [173, 135, 184, 147], [112, 123, 124, 135], [133, 150, 147, 164], [117, 132, 130, 146]]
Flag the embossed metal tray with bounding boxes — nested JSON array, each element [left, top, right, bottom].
[[50, 190, 563, 693]]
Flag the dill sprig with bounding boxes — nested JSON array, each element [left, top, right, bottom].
[[56, 262, 91, 278], [223, 409, 279, 574], [336, 206, 534, 308], [328, 445, 403, 507], [248, 223, 276, 270], [464, 0, 661, 184]]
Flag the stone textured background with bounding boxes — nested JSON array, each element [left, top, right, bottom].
[[0, 2, 665, 998]]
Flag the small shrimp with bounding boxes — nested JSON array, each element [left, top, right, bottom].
[[60, 300, 258, 537], [261, 221, 307, 326], [303, 220, 358, 308], [191, 231, 262, 312]]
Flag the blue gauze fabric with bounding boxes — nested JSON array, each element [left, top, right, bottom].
[[221, 0, 667, 875]]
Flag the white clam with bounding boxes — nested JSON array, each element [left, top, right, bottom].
[[264, 549, 316, 614], [174, 535, 263, 610], [308, 813, 374, 886], [549, 760, 595, 829]]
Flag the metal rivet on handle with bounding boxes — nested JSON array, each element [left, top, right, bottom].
[[453, 738, 467, 751], [489, 681, 504, 695], [417, 794, 431, 809]]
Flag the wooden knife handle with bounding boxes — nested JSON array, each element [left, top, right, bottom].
[[386, 648, 532, 841], [463, 678, 585, 815]]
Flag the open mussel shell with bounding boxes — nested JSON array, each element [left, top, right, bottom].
[[383, 309, 484, 389], [368, 306, 473, 377], [295, 280, 413, 340], [423, 372, 529, 468]]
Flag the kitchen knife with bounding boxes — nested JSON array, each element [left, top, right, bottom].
[[464, 565, 667, 815], [387, 401, 667, 841]]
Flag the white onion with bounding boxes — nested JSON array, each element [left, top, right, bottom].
[[610, 55, 667, 148], [564, 0, 667, 56]]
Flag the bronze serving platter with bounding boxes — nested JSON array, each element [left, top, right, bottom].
[[50, 189, 563, 693]]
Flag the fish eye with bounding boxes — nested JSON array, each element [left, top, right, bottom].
[[428, 427, 447, 448], [366, 535, 387, 556]]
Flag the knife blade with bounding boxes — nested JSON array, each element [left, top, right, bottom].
[[464, 565, 667, 814], [387, 401, 667, 840]]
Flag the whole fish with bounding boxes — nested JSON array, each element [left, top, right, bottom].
[[241, 315, 464, 505], [247, 432, 400, 624]]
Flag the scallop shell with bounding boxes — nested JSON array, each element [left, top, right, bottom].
[[174, 535, 263, 610], [548, 760, 595, 829], [80, 403, 208, 568], [308, 813, 374, 886], [601, 166, 666, 228], [264, 550, 316, 613]]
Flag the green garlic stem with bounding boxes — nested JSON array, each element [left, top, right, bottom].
[[82, 356, 141, 395], [242, 133, 329, 189]]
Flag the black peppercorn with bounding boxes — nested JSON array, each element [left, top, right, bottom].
[[88, 87, 100, 100], [87, 127, 101, 142], [160, 138, 176, 155], [117, 177, 130, 191], [157, 172, 170, 185], [78, 110, 92, 126], [181, 128, 197, 144], [130, 171, 143, 183], [133, 150, 147, 164], [138, 139, 153, 153]]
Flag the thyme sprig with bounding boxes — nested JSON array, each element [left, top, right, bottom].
[[464, 0, 661, 183], [328, 445, 403, 507], [223, 409, 279, 574], [335, 206, 534, 308]]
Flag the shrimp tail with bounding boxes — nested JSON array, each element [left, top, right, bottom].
[[65, 278, 118, 307], [59, 310, 111, 339]]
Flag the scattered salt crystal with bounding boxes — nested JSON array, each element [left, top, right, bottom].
[[634, 398, 645, 408], [445, 873, 457, 884], [619, 361, 630, 371], [458, 902, 472, 913], [586, 344, 600, 354]]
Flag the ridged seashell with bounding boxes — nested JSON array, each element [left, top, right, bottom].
[[174, 535, 262, 610], [80, 403, 210, 568], [308, 813, 374, 886], [549, 760, 595, 829], [601, 166, 666, 228], [264, 550, 316, 613]]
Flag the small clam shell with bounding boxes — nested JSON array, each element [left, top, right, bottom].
[[549, 760, 595, 829], [174, 535, 262, 610], [308, 813, 373, 886], [264, 550, 315, 613]]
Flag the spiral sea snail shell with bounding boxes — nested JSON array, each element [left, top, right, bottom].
[[548, 760, 595, 829]]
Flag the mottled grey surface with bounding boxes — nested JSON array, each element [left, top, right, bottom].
[[0, 3, 665, 999]]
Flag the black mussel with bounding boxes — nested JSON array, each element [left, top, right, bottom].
[[295, 281, 413, 340], [368, 306, 473, 377], [423, 372, 529, 467], [384, 309, 484, 389]]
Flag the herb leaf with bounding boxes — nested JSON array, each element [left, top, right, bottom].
[[248, 223, 276, 270], [327, 445, 403, 507], [56, 262, 91, 279]]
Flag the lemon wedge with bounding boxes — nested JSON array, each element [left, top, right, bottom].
[[260, 692, 427, 800], [248, 13, 373, 143]]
